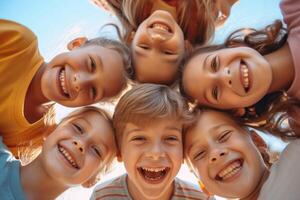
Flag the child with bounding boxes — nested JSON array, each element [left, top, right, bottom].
[[90, 84, 209, 200], [181, 0, 300, 130], [184, 108, 300, 199], [0, 19, 131, 156], [0, 106, 117, 200]]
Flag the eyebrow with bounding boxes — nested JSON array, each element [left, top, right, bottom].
[[165, 126, 182, 132], [77, 117, 92, 128], [203, 54, 211, 71]]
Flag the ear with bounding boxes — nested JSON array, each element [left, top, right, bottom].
[[67, 37, 88, 50], [250, 130, 267, 149], [81, 174, 100, 188], [184, 40, 193, 54], [116, 151, 123, 162], [230, 107, 246, 117], [126, 31, 135, 45]]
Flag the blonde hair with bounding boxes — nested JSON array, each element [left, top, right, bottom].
[[121, 0, 215, 45], [113, 83, 192, 148]]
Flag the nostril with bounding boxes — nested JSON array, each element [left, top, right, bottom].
[[229, 80, 232, 85], [79, 147, 83, 152], [211, 157, 217, 162], [220, 152, 225, 156], [73, 141, 78, 145]]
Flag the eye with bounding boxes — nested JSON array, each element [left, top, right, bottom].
[[90, 87, 97, 100], [138, 44, 150, 50], [212, 86, 219, 101], [89, 56, 96, 72], [211, 55, 219, 72], [92, 145, 102, 159], [193, 150, 205, 161], [218, 131, 232, 143], [131, 136, 146, 141], [165, 135, 179, 143], [73, 123, 84, 134], [163, 50, 174, 55]]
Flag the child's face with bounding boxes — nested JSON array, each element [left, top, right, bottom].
[[132, 10, 185, 85], [184, 110, 267, 198], [183, 47, 272, 109], [119, 118, 183, 199], [40, 110, 116, 185], [41, 45, 125, 107]]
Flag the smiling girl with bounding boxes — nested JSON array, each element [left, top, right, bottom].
[[0, 19, 131, 156], [184, 109, 300, 200], [0, 106, 117, 200], [181, 0, 300, 134], [98, 0, 216, 85]]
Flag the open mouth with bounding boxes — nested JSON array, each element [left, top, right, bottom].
[[58, 144, 79, 169], [138, 167, 170, 183], [215, 159, 243, 182], [150, 22, 173, 33], [58, 67, 70, 98], [240, 60, 251, 93]]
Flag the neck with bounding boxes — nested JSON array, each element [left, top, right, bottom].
[[20, 156, 67, 200], [264, 43, 295, 93], [241, 169, 270, 200], [24, 63, 50, 123]]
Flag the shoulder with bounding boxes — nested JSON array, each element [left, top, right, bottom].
[[173, 178, 210, 200], [90, 174, 130, 200], [0, 19, 37, 55]]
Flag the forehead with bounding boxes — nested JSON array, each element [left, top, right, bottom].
[[187, 111, 238, 138], [124, 118, 182, 136]]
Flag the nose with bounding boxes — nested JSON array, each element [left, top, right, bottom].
[[146, 142, 166, 160], [216, 67, 232, 87], [150, 33, 167, 42], [209, 148, 228, 164], [72, 140, 84, 154], [73, 73, 93, 92]]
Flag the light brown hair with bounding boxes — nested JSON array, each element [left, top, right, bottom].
[[113, 83, 192, 148], [121, 0, 215, 45]]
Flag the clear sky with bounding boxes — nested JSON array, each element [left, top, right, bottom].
[[0, 0, 284, 199]]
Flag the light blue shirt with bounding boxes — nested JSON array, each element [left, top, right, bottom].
[[0, 137, 27, 200]]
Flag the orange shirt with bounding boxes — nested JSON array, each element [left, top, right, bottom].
[[0, 19, 50, 156]]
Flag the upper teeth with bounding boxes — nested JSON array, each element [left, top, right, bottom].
[[58, 145, 79, 169], [59, 69, 69, 96], [141, 167, 166, 172], [241, 63, 249, 89], [152, 23, 170, 32], [217, 160, 242, 181]]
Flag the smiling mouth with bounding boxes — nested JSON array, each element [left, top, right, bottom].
[[58, 144, 79, 169], [215, 159, 243, 181], [58, 68, 70, 98], [240, 60, 250, 93], [138, 167, 170, 183], [150, 22, 172, 33]]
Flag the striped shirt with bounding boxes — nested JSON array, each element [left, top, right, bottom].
[[90, 174, 211, 200]]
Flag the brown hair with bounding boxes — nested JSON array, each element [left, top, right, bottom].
[[113, 83, 192, 148], [121, 0, 215, 45]]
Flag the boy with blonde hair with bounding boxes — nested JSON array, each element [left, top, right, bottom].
[[91, 83, 208, 200]]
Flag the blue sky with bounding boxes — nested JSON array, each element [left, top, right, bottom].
[[0, 0, 285, 199]]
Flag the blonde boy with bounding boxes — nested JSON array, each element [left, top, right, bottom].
[[91, 84, 208, 200]]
